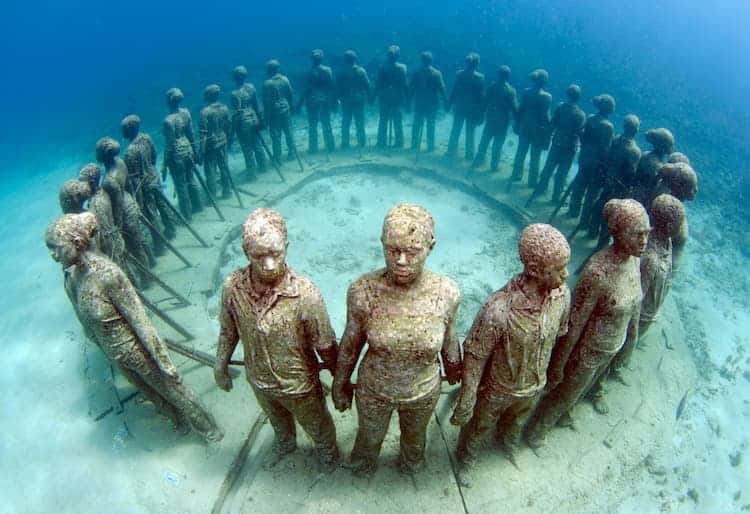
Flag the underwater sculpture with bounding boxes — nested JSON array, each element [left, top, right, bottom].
[[214, 208, 340, 472], [653, 161, 697, 267], [471, 65, 517, 173], [46, 212, 223, 442], [451, 224, 571, 485], [535, 84, 586, 202], [230, 65, 266, 179], [446, 52, 485, 161], [337, 49, 371, 150], [199, 84, 233, 199], [59, 179, 91, 214], [526, 199, 649, 446], [567, 94, 615, 220], [409, 51, 448, 153], [262, 60, 297, 164], [633, 128, 675, 207], [374, 45, 408, 149], [333, 203, 462, 476], [162, 87, 203, 219], [510, 69, 552, 188], [297, 49, 337, 155]]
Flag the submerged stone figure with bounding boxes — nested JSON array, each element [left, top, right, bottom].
[[451, 224, 570, 484], [409, 51, 448, 152], [200, 84, 233, 199], [653, 162, 697, 268], [333, 204, 462, 476], [46, 212, 223, 442], [337, 50, 371, 150], [262, 60, 297, 163], [535, 84, 586, 201], [163, 88, 203, 219], [374, 45, 408, 148], [471, 65, 517, 172], [511, 69, 552, 188], [526, 199, 649, 445], [297, 49, 337, 154], [230, 65, 266, 179], [59, 179, 91, 214], [214, 209, 339, 472], [446, 53, 485, 161], [633, 128, 674, 207]]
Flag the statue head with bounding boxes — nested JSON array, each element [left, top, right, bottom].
[[166, 87, 184, 108], [529, 68, 549, 87], [45, 212, 98, 268], [78, 163, 101, 194], [668, 151, 690, 165], [420, 51, 433, 66], [265, 59, 281, 77], [650, 194, 686, 238], [465, 52, 480, 69], [242, 208, 289, 284], [566, 84, 581, 103], [343, 49, 358, 65], [204, 84, 221, 103], [59, 179, 91, 214], [658, 162, 698, 201], [120, 114, 141, 140], [593, 94, 616, 115], [387, 45, 401, 62], [311, 48, 324, 64], [381, 203, 435, 286], [95, 137, 120, 164], [645, 128, 675, 154], [518, 224, 570, 291], [497, 65, 511, 81], [233, 65, 248, 84], [623, 114, 640, 137], [603, 198, 650, 257]]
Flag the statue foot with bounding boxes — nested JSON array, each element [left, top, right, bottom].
[[203, 426, 225, 443], [611, 368, 630, 386], [592, 396, 609, 415], [525, 432, 546, 450], [456, 463, 474, 488], [397, 457, 424, 475], [351, 457, 377, 478], [316, 448, 340, 474], [556, 411, 574, 428]]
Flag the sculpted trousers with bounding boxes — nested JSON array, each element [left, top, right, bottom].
[[203, 146, 231, 198], [307, 103, 335, 153], [411, 106, 437, 151], [377, 102, 404, 148], [446, 112, 477, 160], [539, 144, 577, 201], [512, 135, 545, 187], [568, 161, 603, 219], [474, 120, 510, 171], [341, 102, 366, 148], [168, 157, 203, 220], [237, 129, 266, 174], [269, 114, 297, 162]]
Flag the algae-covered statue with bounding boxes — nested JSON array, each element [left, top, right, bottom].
[[374, 45, 408, 149], [162, 87, 203, 219], [653, 162, 696, 267], [446, 52, 485, 161], [59, 179, 91, 214], [409, 51, 448, 153], [262, 60, 297, 164], [633, 128, 674, 206], [333, 204, 462, 476], [337, 50, 371, 150], [451, 224, 570, 484], [471, 65, 517, 173], [214, 208, 339, 472], [526, 199, 648, 446], [46, 212, 223, 442], [230, 65, 266, 179], [511, 69, 552, 188], [200, 84, 233, 199], [297, 49, 337, 154]]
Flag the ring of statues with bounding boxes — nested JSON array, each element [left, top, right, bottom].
[[48, 45, 699, 489]]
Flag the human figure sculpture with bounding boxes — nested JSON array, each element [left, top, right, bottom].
[[446, 53, 485, 161], [214, 209, 339, 472], [337, 50, 371, 150], [525, 199, 649, 445], [374, 45, 408, 149], [59, 179, 91, 214], [511, 69, 552, 188], [333, 204, 462, 476], [668, 152, 690, 165], [652, 161, 697, 268], [262, 60, 297, 164], [409, 51, 447, 152], [471, 65, 517, 172], [199, 84, 233, 199], [122, 114, 176, 256], [297, 49, 337, 154], [163, 87, 203, 219], [451, 224, 571, 484], [633, 128, 674, 207], [230, 65, 266, 179], [45, 212, 223, 442], [535, 84, 586, 201], [567, 94, 615, 220]]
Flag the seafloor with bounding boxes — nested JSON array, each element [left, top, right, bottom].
[[2, 112, 748, 514]]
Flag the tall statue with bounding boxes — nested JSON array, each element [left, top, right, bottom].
[[45, 212, 223, 442], [471, 65, 517, 172], [374, 45, 408, 149], [511, 69, 552, 188], [451, 224, 570, 485], [59, 179, 91, 214], [526, 199, 649, 446], [262, 60, 297, 164], [297, 49, 337, 154], [633, 128, 674, 207], [333, 204, 462, 476], [446, 53, 485, 161], [409, 51, 447, 152], [162, 87, 203, 219], [214, 209, 339, 472], [230, 65, 266, 179], [337, 50, 371, 150], [199, 84, 233, 199], [536, 84, 586, 201]]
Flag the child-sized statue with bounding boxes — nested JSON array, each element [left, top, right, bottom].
[[446, 53, 485, 161], [374, 45, 409, 149], [511, 69, 553, 188], [214, 209, 340, 472], [200, 84, 233, 199], [230, 65, 266, 179], [409, 51, 448, 153], [296, 49, 337, 155], [262, 60, 297, 164], [526, 199, 649, 446], [451, 224, 571, 484], [471, 65, 518, 172], [337, 50, 371, 150], [45, 212, 223, 442], [333, 204, 462, 476]]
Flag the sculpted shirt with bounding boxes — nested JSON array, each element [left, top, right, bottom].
[[218, 267, 336, 396], [464, 275, 570, 398]]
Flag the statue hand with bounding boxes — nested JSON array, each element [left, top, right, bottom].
[[547, 366, 564, 389], [450, 405, 472, 426], [214, 366, 233, 392], [332, 382, 353, 411]]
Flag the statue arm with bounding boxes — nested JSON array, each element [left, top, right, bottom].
[[440, 288, 462, 384], [303, 286, 338, 374], [332, 283, 368, 411], [672, 220, 688, 270], [215, 279, 240, 390], [198, 110, 208, 159]]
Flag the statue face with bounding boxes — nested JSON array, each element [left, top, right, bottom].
[[532, 255, 570, 291], [46, 235, 80, 268], [616, 218, 651, 257], [244, 232, 287, 284], [381, 226, 432, 286]]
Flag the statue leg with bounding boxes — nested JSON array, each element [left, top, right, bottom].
[[491, 124, 509, 172], [511, 135, 531, 181], [376, 103, 388, 147], [567, 169, 590, 218], [250, 130, 266, 172], [354, 104, 367, 148], [117, 363, 187, 429], [350, 392, 393, 475], [495, 394, 540, 450], [538, 145, 560, 195], [396, 386, 440, 473], [252, 386, 298, 455], [169, 162, 192, 220], [203, 150, 218, 199], [393, 106, 404, 148], [269, 119, 282, 163], [341, 104, 352, 149], [456, 391, 514, 467], [552, 147, 576, 203], [282, 116, 297, 159], [285, 385, 339, 471], [446, 113, 464, 157], [150, 186, 176, 239], [473, 123, 492, 167], [239, 133, 256, 178], [217, 146, 231, 198], [321, 104, 335, 152], [528, 140, 543, 188], [185, 164, 203, 214], [425, 109, 436, 152], [307, 104, 319, 153], [411, 109, 424, 150], [464, 120, 476, 161]]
